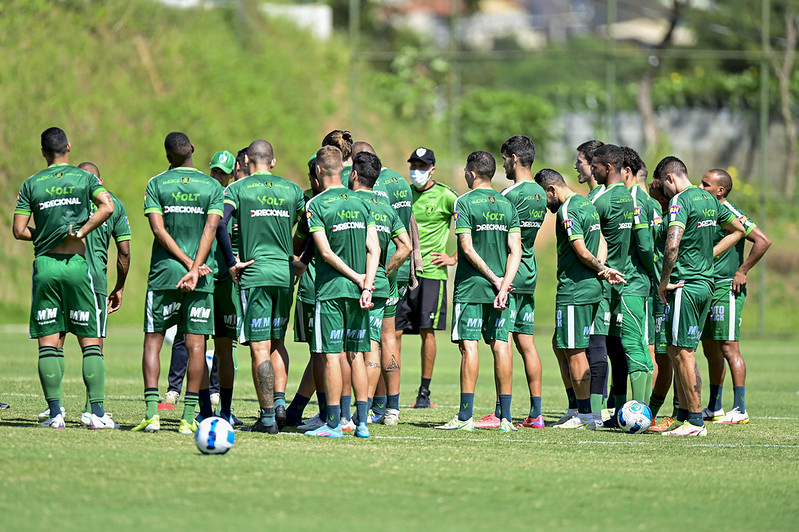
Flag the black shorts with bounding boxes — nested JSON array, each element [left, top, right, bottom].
[[395, 277, 447, 333]]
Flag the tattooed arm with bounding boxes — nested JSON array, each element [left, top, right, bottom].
[[658, 224, 684, 304], [570, 237, 626, 285]]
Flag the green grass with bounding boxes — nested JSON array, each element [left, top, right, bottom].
[[1, 325, 798, 531]]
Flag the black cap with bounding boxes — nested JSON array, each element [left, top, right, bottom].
[[407, 147, 435, 165]]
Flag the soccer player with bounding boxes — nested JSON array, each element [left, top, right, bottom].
[[534, 168, 626, 430], [13, 127, 115, 429], [699, 169, 771, 424], [616, 147, 657, 407], [395, 146, 459, 408], [133, 132, 223, 434], [218, 140, 305, 433], [305, 145, 380, 438], [556, 140, 608, 427], [322, 129, 354, 186], [435, 151, 521, 432], [350, 151, 412, 425], [473, 135, 547, 429], [656, 156, 745, 436]]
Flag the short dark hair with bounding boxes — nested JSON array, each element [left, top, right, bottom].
[[654, 156, 688, 181], [164, 132, 192, 160], [77, 161, 100, 179], [322, 130, 353, 161], [501, 135, 536, 168], [316, 145, 342, 177], [466, 151, 496, 179], [592, 144, 624, 169], [247, 140, 274, 164], [236, 147, 249, 175], [622, 146, 644, 176], [41, 127, 68, 155], [708, 168, 733, 195], [353, 151, 382, 188], [577, 139, 604, 161], [534, 168, 565, 188]]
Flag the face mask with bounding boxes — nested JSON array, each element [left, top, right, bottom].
[[410, 169, 431, 188]]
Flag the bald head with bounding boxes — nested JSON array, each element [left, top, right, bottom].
[[352, 141, 375, 157], [247, 140, 274, 163], [707, 168, 732, 196], [78, 161, 100, 179]]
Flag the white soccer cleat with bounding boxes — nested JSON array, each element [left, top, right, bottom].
[[89, 413, 120, 429], [210, 393, 220, 409], [702, 407, 725, 422], [164, 391, 180, 406], [297, 413, 325, 432], [341, 418, 356, 432], [554, 408, 579, 426], [382, 408, 400, 426], [663, 421, 707, 437], [38, 406, 66, 422], [713, 407, 749, 425], [40, 413, 65, 429], [554, 414, 591, 429]]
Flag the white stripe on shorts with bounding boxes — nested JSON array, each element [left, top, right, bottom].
[[567, 305, 575, 349], [314, 301, 323, 350], [671, 286, 683, 346], [238, 289, 248, 344], [451, 303, 461, 342], [145, 290, 154, 332], [297, 300, 306, 341], [728, 288, 735, 341]]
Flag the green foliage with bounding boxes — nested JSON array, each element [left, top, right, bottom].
[[456, 88, 555, 153]]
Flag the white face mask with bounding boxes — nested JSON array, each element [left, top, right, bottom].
[[410, 169, 431, 188]]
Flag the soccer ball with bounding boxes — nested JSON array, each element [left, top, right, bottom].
[[617, 400, 653, 434], [195, 417, 235, 454]]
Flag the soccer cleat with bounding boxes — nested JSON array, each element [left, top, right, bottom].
[[243, 420, 279, 434], [40, 413, 66, 429], [474, 413, 501, 429], [554, 414, 592, 429], [413, 387, 436, 408], [355, 422, 370, 438], [435, 416, 474, 431], [702, 407, 725, 422], [553, 408, 578, 427], [131, 415, 160, 432], [38, 406, 66, 422], [218, 412, 243, 427], [178, 419, 198, 434], [369, 410, 384, 424], [275, 404, 287, 428], [714, 407, 750, 425], [0, 401, 9, 409], [341, 418, 356, 432], [164, 390, 180, 406], [499, 419, 518, 432], [305, 423, 344, 438], [602, 415, 620, 429], [647, 417, 677, 433], [517, 415, 546, 429], [90, 413, 120, 429], [210, 393, 220, 409], [297, 414, 325, 432], [663, 421, 707, 437], [381, 408, 400, 426], [81, 411, 114, 427]]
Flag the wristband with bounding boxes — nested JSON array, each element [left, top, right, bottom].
[[362, 288, 373, 293]]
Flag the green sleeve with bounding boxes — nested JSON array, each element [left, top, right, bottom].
[[454, 197, 471, 234], [14, 180, 31, 215], [112, 199, 131, 241], [143, 178, 162, 215]]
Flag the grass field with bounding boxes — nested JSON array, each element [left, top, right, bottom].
[[1, 324, 798, 531]]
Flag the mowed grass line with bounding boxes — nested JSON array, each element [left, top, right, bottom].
[[1, 325, 798, 531]]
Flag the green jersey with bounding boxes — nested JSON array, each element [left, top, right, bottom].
[[296, 189, 316, 304], [15, 163, 106, 256], [624, 185, 656, 297], [413, 181, 458, 281], [713, 199, 757, 280], [500, 180, 547, 294], [354, 189, 407, 299], [86, 191, 131, 296], [375, 168, 414, 284], [587, 184, 605, 201], [666, 186, 735, 282], [453, 187, 520, 304], [590, 182, 634, 272], [555, 194, 603, 304], [223, 172, 305, 290], [307, 186, 374, 301], [648, 195, 666, 282], [144, 167, 224, 293], [341, 165, 352, 187]]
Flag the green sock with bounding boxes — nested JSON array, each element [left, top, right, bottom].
[[38, 346, 62, 415], [590, 394, 604, 414], [56, 346, 65, 375], [613, 394, 627, 411], [629, 371, 648, 404], [183, 392, 199, 423], [274, 392, 286, 409], [82, 345, 105, 417], [649, 393, 666, 418], [644, 372, 653, 406], [733, 386, 746, 413], [144, 388, 159, 419]]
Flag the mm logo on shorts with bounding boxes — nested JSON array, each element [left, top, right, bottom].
[[347, 329, 367, 339], [69, 310, 90, 324], [687, 325, 701, 339], [330, 329, 344, 340], [163, 302, 181, 318], [466, 318, 482, 329], [37, 308, 58, 324], [189, 307, 211, 320]]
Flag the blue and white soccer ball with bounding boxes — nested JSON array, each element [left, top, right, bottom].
[[617, 400, 653, 434], [195, 417, 235, 454]]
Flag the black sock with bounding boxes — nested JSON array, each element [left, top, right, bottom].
[[420, 378, 431, 391], [198, 388, 213, 418], [220, 387, 234, 416]]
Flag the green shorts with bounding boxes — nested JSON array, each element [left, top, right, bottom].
[[509, 292, 535, 335], [619, 295, 653, 372], [608, 286, 624, 337], [239, 286, 292, 344], [369, 297, 387, 343], [214, 279, 239, 340], [293, 299, 315, 344], [384, 280, 400, 319], [553, 302, 598, 350], [653, 296, 668, 355], [647, 293, 656, 346], [144, 289, 214, 336], [313, 298, 371, 354], [96, 293, 108, 338], [665, 280, 713, 349], [702, 280, 745, 342], [451, 300, 514, 344], [590, 294, 611, 336], [30, 254, 101, 338]]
